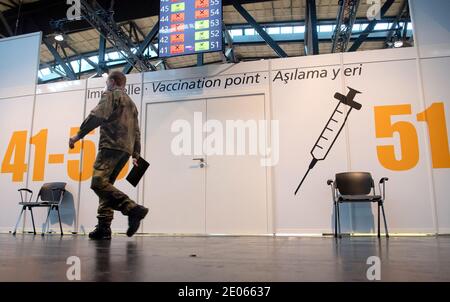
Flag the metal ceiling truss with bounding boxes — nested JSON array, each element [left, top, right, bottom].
[[65, 43, 102, 75], [222, 21, 238, 63], [42, 37, 77, 80], [348, 0, 395, 52], [39, 17, 412, 78], [123, 22, 159, 74], [331, 0, 360, 53], [384, 0, 409, 48], [231, 0, 288, 58], [78, 0, 155, 72], [304, 0, 319, 55]]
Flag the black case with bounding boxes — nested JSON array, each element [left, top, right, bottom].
[[126, 157, 150, 187]]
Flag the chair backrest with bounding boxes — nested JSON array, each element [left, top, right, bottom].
[[335, 172, 374, 195], [38, 182, 67, 202]]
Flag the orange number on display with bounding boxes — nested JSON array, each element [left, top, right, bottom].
[[2, 127, 132, 183], [374, 105, 420, 171], [1, 131, 28, 182], [417, 102, 450, 168], [67, 127, 96, 181], [30, 129, 48, 181]]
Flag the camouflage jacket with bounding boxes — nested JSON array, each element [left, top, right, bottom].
[[77, 88, 141, 159]]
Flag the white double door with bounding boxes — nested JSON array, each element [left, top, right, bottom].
[[143, 94, 269, 234]]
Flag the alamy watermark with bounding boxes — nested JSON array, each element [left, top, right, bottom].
[[171, 113, 279, 167], [66, 0, 81, 21], [366, 0, 382, 21], [366, 256, 381, 281], [66, 256, 81, 281]]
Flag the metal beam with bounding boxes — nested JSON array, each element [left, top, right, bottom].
[[304, 0, 319, 55], [0, 10, 13, 36], [232, 0, 288, 58], [65, 43, 101, 75], [49, 66, 67, 78], [348, 0, 395, 52], [9, 0, 19, 7], [226, 17, 410, 29], [42, 37, 77, 80], [222, 21, 238, 63], [385, 0, 408, 47], [128, 21, 141, 44], [331, 0, 360, 53], [197, 53, 204, 66], [59, 43, 77, 77], [0, 1, 15, 10], [123, 22, 158, 74], [130, 21, 143, 39], [79, 0, 153, 72], [131, 20, 159, 54], [98, 34, 106, 74]]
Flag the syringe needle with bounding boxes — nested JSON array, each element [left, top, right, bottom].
[[294, 169, 311, 195], [294, 158, 318, 195]]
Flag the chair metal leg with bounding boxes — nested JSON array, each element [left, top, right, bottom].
[[377, 202, 381, 238], [29, 207, 37, 235], [13, 206, 25, 235], [42, 207, 52, 236], [381, 203, 389, 238], [56, 206, 63, 236], [334, 202, 338, 238], [337, 202, 341, 238]]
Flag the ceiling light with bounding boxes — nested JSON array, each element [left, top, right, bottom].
[[394, 40, 404, 48], [54, 34, 64, 42]]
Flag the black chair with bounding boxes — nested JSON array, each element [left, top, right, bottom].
[[327, 172, 389, 238], [12, 182, 67, 236]]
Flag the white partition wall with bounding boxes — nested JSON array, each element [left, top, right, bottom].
[[409, 0, 450, 59], [410, 0, 450, 233], [0, 32, 41, 98], [270, 54, 350, 235], [29, 81, 87, 233], [343, 48, 436, 233], [0, 32, 40, 233], [419, 57, 450, 233], [0, 96, 35, 233]]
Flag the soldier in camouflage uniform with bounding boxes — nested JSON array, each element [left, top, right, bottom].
[[69, 71, 148, 240]]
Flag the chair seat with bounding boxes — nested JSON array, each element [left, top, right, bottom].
[[19, 202, 58, 207], [338, 195, 382, 202]]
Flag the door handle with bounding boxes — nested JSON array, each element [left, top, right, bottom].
[[193, 158, 207, 168]]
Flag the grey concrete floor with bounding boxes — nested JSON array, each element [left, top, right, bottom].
[[0, 234, 449, 282]]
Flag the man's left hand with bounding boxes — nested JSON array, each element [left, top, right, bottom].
[[132, 158, 139, 167]]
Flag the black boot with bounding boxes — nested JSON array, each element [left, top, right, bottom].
[[89, 225, 112, 240], [127, 205, 149, 237]]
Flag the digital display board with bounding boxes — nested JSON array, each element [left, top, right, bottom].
[[159, 0, 223, 57]]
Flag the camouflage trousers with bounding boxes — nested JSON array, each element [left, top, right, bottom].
[[91, 148, 137, 226]]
